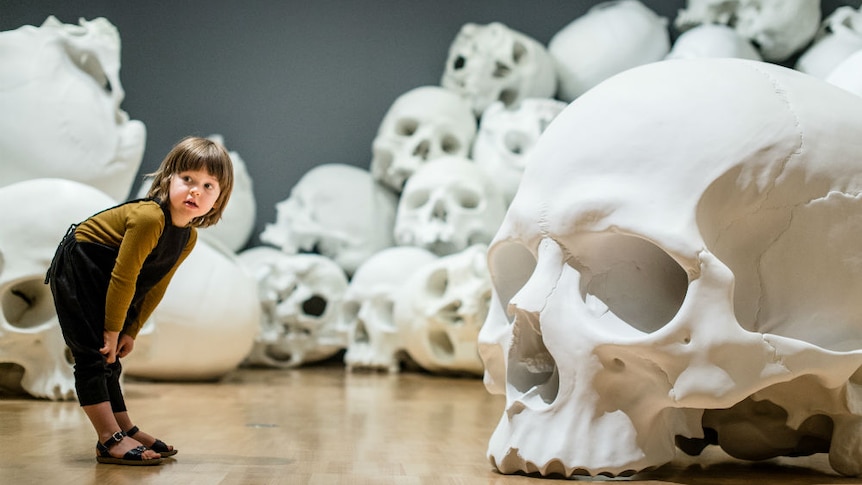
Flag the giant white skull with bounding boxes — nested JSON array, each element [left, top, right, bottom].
[[0, 16, 145, 201], [796, 6, 862, 80], [441, 22, 557, 117], [395, 156, 506, 257], [472, 99, 568, 207], [549, 0, 670, 102], [478, 58, 862, 477], [397, 244, 490, 376], [260, 163, 397, 275], [238, 246, 348, 368], [370, 86, 477, 193], [341, 246, 437, 373], [675, 0, 821, 62], [0, 179, 115, 400], [123, 238, 260, 381]]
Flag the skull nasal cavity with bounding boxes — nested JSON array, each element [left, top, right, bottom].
[[2, 279, 57, 329], [301, 295, 327, 317]]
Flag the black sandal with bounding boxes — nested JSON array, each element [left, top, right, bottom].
[[96, 431, 162, 466], [127, 425, 178, 457]]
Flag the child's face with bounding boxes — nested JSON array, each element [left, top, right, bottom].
[[168, 169, 221, 226]]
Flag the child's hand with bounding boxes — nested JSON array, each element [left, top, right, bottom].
[[117, 333, 135, 359], [100, 330, 120, 363]]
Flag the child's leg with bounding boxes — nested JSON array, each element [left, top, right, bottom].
[[107, 360, 176, 456], [82, 402, 161, 461]]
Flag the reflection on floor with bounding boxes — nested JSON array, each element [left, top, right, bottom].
[[1, 361, 860, 484]]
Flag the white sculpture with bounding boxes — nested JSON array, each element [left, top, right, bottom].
[[394, 156, 506, 257], [825, 49, 862, 98], [261, 164, 397, 275], [472, 98, 568, 207], [665, 24, 762, 60], [0, 16, 145, 202], [397, 244, 490, 376], [238, 246, 348, 368], [342, 246, 438, 373], [123, 238, 260, 380], [0, 179, 115, 400], [478, 58, 862, 478], [549, 0, 670, 102], [370, 86, 477, 193], [441, 22, 557, 117], [796, 6, 862, 79], [675, 0, 820, 62], [137, 135, 256, 252]]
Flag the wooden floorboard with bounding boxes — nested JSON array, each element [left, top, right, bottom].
[[2, 362, 861, 484]]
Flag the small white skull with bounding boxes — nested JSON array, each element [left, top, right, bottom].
[[479, 58, 862, 477], [395, 156, 506, 257], [549, 0, 670, 102], [238, 247, 348, 368], [441, 22, 557, 117], [472, 98, 568, 207], [397, 244, 491, 376], [675, 0, 821, 62], [260, 163, 397, 275], [0, 179, 115, 400], [796, 6, 862, 79], [123, 238, 260, 381], [370, 86, 477, 193], [665, 24, 762, 60], [341, 246, 438, 373], [0, 16, 145, 201]]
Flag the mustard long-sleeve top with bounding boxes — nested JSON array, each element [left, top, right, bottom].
[[75, 199, 197, 338]]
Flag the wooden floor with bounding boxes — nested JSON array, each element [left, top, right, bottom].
[[2, 361, 862, 485]]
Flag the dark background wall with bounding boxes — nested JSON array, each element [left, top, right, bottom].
[[2, 1, 859, 248]]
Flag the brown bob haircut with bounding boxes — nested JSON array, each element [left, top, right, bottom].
[[146, 136, 234, 228]]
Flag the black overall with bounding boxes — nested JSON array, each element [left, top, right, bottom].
[[45, 199, 190, 409]]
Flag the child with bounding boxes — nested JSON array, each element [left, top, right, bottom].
[[46, 136, 234, 466]]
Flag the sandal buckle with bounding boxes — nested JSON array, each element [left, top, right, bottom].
[[111, 431, 125, 443]]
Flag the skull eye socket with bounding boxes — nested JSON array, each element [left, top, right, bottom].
[[301, 295, 327, 317], [404, 188, 430, 210], [488, 242, 537, 324], [2, 277, 57, 330], [440, 134, 461, 154], [396, 118, 419, 136], [571, 234, 688, 334], [452, 187, 481, 209], [511, 41, 527, 64], [426, 268, 448, 297], [342, 301, 360, 321]]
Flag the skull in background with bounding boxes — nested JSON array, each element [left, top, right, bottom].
[[341, 246, 437, 373], [826, 49, 862, 98], [795, 6, 862, 79], [238, 247, 348, 368], [675, 0, 821, 62], [397, 244, 490, 376], [472, 98, 568, 207], [0, 16, 145, 201], [479, 59, 862, 477], [441, 22, 557, 117], [395, 156, 506, 257], [260, 163, 397, 276], [549, 0, 670, 102], [665, 24, 762, 60], [370, 86, 476, 193], [0, 179, 114, 400]]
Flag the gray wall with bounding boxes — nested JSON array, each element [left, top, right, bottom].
[[2, 1, 858, 248]]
